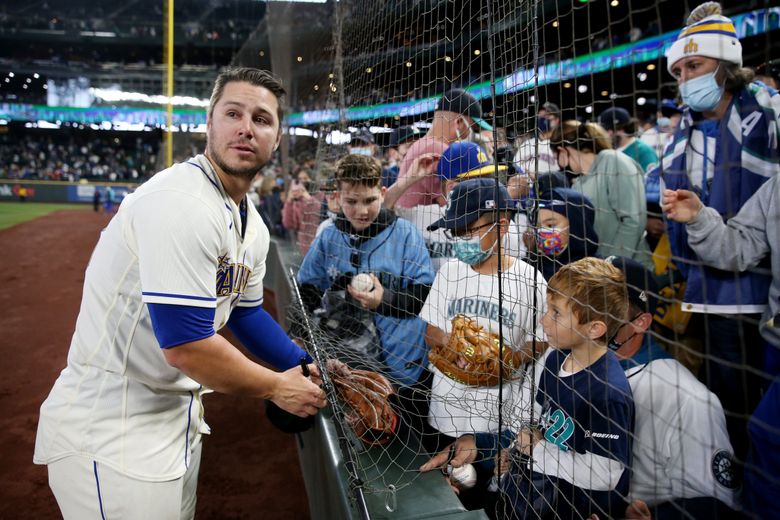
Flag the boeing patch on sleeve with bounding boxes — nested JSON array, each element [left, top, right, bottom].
[[712, 450, 737, 489]]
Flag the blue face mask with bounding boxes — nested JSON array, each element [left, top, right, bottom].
[[349, 147, 373, 156], [537, 116, 550, 133], [656, 117, 672, 128], [453, 224, 497, 265], [679, 68, 724, 112]]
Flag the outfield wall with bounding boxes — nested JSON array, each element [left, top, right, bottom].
[[0, 180, 140, 204]]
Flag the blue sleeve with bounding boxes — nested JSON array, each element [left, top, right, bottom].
[[474, 430, 515, 473], [227, 305, 312, 370], [297, 230, 333, 291], [645, 166, 661, 205], [401, 222, 435, 285], [147, 303, 215, 349]]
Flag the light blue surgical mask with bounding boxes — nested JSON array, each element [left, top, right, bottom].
[[453, 224, 497, 265], [679, 67, 724, 112], [656, 117, 672, 129], [349, 147, 373, 156]]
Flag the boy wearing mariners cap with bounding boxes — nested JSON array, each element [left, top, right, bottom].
[[606, 255, 737, 517], [649, 0, 780, 460], [385, 140, 510, 272], [418, 178, 547, 468]]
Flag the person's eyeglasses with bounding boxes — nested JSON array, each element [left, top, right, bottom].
[[443, 221, 494, 240]]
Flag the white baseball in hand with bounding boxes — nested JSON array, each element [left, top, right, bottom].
[[447, 463, 477, 490], [351, 273, 374, 292]]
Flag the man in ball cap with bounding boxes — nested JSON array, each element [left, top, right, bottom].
[[598, 106, 658, 174], [651, 1, 780, 459], [393, 88, 490, 209], [384, 140, 508, 272], [606, 255, 738, 518]]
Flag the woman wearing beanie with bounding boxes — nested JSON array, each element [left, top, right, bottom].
[[549, 120, 653, 269], [659, 1, 780, 466]]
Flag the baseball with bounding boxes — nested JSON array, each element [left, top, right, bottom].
[[447, 463, 477, 490], [351, 273, 374, 292]]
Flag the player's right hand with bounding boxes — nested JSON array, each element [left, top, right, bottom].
[[419, 434, 477, 472], [270, 365, 327, 418]]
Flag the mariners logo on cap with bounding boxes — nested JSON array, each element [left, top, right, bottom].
[[711, 450, 737, 489], [639, 290, 648, 303], [485, 200, 495, 209]]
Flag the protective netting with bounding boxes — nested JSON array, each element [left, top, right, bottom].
[[276, 1, 779, 518]]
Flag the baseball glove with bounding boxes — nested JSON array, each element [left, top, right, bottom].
[[429, 314, 522, 387], [329, 366, 398, 446]]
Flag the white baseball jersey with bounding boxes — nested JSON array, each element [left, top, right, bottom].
[[626, 358, 738, 509], [34, 154, 270, 481], [420, 257, 547, 436], [395, 204, 453, 272], [504, 211, 528, 259], [513, 137, 558, 175]]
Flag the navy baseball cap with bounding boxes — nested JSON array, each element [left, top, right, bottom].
[[598, 107, 632, 130], [390, 125, 421, 147], [428, 178, 517, 232], [436, 88, 492, 131], [350, 128, 375, 145], [605, 256, 659, 314], [437, 141, 507, 180], [660, 99, 684, 117]]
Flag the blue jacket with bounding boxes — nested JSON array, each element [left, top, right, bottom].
[[659, 83, 779, 313], [297, 210, 435, 385]]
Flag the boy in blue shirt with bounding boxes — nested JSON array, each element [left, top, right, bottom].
[[297, 153, 435, 403], [421, 257, 634, 519]]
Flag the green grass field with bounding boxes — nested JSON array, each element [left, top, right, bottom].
[[0, 202, 90, 231]]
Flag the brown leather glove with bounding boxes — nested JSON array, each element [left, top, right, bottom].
[[428, 314, 522, 387], [330, 367, 398, 445]]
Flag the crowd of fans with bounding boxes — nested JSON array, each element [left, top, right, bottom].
[[252, 5, 779, 519], [0, 129, 159, 182]]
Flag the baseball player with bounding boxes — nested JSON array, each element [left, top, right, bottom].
[[607, 256, 738, 517], [34, 68, 327, 519]]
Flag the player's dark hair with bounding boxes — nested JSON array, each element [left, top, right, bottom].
[[209, 67, 286, 125], [336, 154, 382, 189]]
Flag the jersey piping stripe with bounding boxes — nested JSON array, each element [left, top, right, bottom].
[[184, 391, 194, 468], [93, 461, 107, 520], [186, 160, 221, 192], [142, 292, 217, 302]]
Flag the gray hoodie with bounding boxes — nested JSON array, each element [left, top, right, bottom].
[[685, 175, 780, 348]]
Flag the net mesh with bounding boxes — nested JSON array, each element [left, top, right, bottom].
[[271, 1, 779, 518]]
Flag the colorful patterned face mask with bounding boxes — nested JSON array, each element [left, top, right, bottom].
[[536, 226, 568, 257]]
